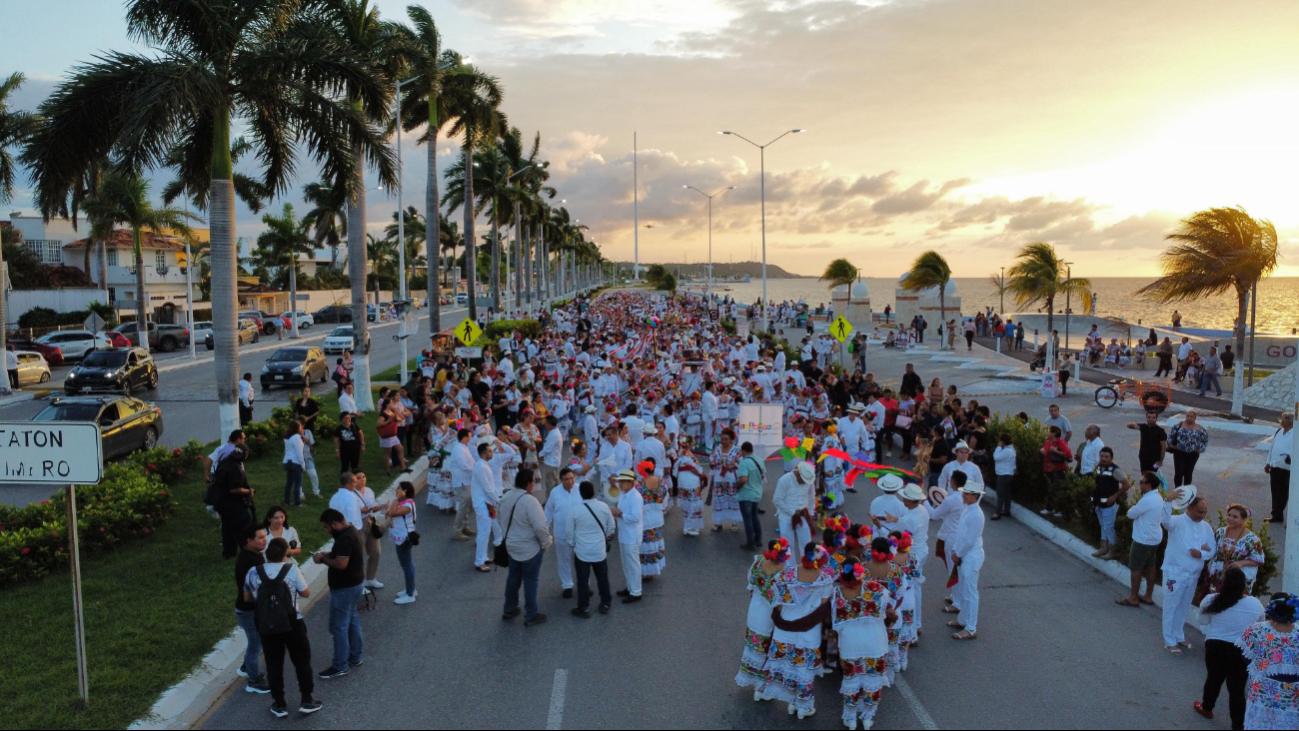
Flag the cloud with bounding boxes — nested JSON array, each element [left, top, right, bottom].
[[871, 178, 973, 215]]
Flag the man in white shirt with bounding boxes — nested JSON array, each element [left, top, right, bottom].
[[634, 424, 667, 479], [950, 480, 986, 639], [338, 383, 357, 417], [837, 406, 868, 458], [447, 428, 477, 541], [538, 415, 564, 500], [597, 426, 633, 503], [897, 482, 930, 619], [566, 479, 616, 616], [471, 441, 504, 571], [238, 373, 256, 425], [1119, 471, 1170, 607], [610, 470, 644, 602], [870, 473, 907, 534], [773, 462, 817, 568], [1160, 494, 1215, 651], [544, 468, 581, 597], [701, 385, 720, 450], [928, 470, 972, 609], [581, 405, 600, 450], [328, 472, 368, 530], [937, 442, 984, 493], [1265, 413, 1294, 524], [1078, 425, 1104, 474]]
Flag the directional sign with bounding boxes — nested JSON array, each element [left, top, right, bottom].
[[454, 318, 483, 347], [83, 312, 106, 334], [0, 422, 103, 485], [454, 346, 483, 359], [829, 315, 854, 343]]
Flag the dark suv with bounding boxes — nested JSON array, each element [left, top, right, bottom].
[[33, 396, 164, 459], [261, 346, 328, 389], [313, 305, 353, 324], [64, 347, 159, 396]]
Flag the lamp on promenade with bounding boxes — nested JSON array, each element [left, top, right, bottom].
[[683, 185, 734, 297]]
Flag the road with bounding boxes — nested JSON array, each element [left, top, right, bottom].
[[201, 449, 1226, 730]]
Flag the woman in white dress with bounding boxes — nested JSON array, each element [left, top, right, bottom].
[[736, 539, 789, 698], [762, 543, 834, 720], [709, 428, 743, 532], [425, 411, 457, 512], [889, 530, 920, 671], [675, 436, 707, 535], [833, 558, 895, 730], [636, 458, 668, 578]]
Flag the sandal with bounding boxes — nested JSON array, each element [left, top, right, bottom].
[[475, 565, 492, 573], [1178, 641, 1193, 650], [1166, 645, 1183, 656], [951, 630, 977, 641], [1115, 598, 1141, 608], [941, 606, 960, 614], [946, 620, 965, 629], [1139, 597, 1155, 605]]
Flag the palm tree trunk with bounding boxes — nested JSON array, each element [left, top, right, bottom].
[[98, 240, 108, 301], [289, 261, 299, 339], [425, 106, 440, 336], [347, 136, 373, 412], [538, 224, 548, 306], [490, 202, 501, 313], [523, 221, 532, 309], [938, 289, 946, 350], [209, 109, 240, 437], [513, 201, 523, 313], [133, 227, 150, 355], [1232, 287, 1249, 415], [463, 136, 477, 320], [1045, 295, 1055, 341]]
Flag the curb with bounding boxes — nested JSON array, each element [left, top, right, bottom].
[[154, 319, 409, 376], [128, 455, 431, 730]]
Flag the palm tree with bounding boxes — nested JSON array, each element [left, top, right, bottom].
[[1007, 242, 1092, 345], [367, 234, 398, 304], [24, 0, 394, 437], [989, 270, 1009, 315], [820, 258, 858, 291], [1137, 207, 1278, 415], [81, 171, 196, 353], [900, 251, 954, 348], [644, 264, 669, 289], [438, 214, 460, 290], [0, 71, 40, 377], [301, 182, 348, 268], [252, 204, 314, 337], [384, 206, 427, 288]]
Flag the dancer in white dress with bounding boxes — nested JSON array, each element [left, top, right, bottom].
[[761, 543, 834, 720], [833, 558, 896, 730], [736, 539, 789, 698]]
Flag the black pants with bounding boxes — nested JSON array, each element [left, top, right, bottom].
[[339, 446, 360, 474], [1172, 450, 1200, 487], [6, 369, 16, 389], [1202, 639, 1247, 730], [239, 402, 253, 426], [263, 619, 315, 707], [964, 332, 974, 349], [1270, 467, 1291, 521], [1057, 370, 1070, 395], [575, 558, 612, 611], [1155, 355, 1173, 377], [218, 502, 255, 559]]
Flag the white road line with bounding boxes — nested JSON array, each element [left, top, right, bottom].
[[546, 668, 568, 730], [893, 676, 939, 730]]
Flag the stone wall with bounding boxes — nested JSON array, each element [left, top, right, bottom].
[[1243, 360, 1297, 412]]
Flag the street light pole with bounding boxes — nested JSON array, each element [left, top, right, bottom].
[[719, 129, 804, 330], [394, 76, 423, 384], [1064, 262, 1072, 353], [684, 185, 735, 298], [999, 266, 1005, 316]]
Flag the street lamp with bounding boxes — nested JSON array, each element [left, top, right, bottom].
[[683, 185, 735, 297], [719, 129, 804, 330]]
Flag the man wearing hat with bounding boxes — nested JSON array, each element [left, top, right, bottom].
[[836, 407, 869, 485], [634, 422, 667, 479], [949, 478, 986, 641], [871, 473, 907, 533], [897, 482, 930, 631], [773, 461, 817, 568], [610, 470, 645, 603], [581, 404, 600, 450], [701, 382, 720, 450], [1160, 492, 1214, 654], [937, 441, 983, 495]]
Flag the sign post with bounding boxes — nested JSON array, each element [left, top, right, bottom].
[[0, 421, 103, 705], [829, 315, 854, 374], [454, 318, 483, 348]]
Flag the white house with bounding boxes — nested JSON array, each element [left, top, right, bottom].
[[63, 229, 202, 324]]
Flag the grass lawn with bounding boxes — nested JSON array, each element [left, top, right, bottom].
[[373, 359, 417, 383], [0, 394, 403, 729]]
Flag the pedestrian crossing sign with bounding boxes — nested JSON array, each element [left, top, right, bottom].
[[455, 318, 483, 346], [830, 315, 854, 343]]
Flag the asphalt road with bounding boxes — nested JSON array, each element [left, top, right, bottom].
[[201, 452, 1226, 729]]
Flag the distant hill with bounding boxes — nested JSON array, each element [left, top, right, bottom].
[[611, 261, 806, 279]]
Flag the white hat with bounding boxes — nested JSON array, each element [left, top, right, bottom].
[[617, 469, 637, 482], [953, 440, 970, 452], [1171, 483, 1198, 512], [876, 473, 904, 493], [474, 436, 495, 449], [583, 404, 596, 414], [848, 404, 864, 414], [797, 461, 816, 482], [899, 483, 925, 502], [959, 481, 986, 495]]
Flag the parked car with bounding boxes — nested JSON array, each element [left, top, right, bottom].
[[204, 318, 260, 350], [64, 347, 158, 396], [35, 330, 110, 360], [191, 321, 213, 338], [13, 351, 52, 385], [312, 305, 353, 324], [281, 311, 314, 329], [323, 325, 370, 355], [8, 338, 64, 366], [116, 322, 191, 353], [33, 395, 164, 459], [366, 304, 377, 322], [456, 292, 468, 305], [260, 346, 328, 389], [103, 331, 131, 349]]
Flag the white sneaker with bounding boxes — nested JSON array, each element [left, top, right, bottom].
[[364, 580, 385, 589], [394, 594, 417, 605], [1039, 509, 1051, 516]]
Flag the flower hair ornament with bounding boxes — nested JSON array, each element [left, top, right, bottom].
[[845, 523, 873, 550], [635, 460, 656, 478], [870, 546, 895, 563], [893, 531, 914, 554], [840, 561, 866, 585], [825, 515, 851, 534], [763, 538, 791, 564], [1264, 594, 1299, 623], [800, 544, 830, 570]]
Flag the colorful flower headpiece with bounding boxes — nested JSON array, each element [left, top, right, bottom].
[[570, 438, 583, 449], [800, 544, 830, 570], [845, 524, 872, 549], [825, 515, 851, 534], [635, 460, 656, 478], [839, 561, 866, 584], [893, 531, 913, 554], [763, 538, 791, 564], [1265, 594, 1299, 623]]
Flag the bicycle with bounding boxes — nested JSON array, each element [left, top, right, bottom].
[[1094, 378, 1170, 413]]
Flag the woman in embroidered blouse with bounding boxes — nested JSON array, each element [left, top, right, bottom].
[[675, 436, 706, 536], [888, 530, 920, 672], [1239, 593, 1299, 730], [1207, 504, 1266, 595], [736, 539, 789, 699], [636, 458, 667, 578], [424, 411, 457, 513], [833, 558, 895, 731], [1169, 410, 1209, 487], [761, 543, 834, 720], [709, 428, 743, 532], [567, 439, 593, 480], [861, 536, 906, 686]]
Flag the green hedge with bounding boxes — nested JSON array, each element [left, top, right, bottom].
[[16, 301, 117, 329], [0, 442, 203, 587], [484, 318, 541, 340]]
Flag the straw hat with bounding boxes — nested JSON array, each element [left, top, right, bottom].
[[876, 473, 904, 493], [617, 469, 637, 482], [953, 440, 970, 452], [959, 480, 986, 496], [900, 483, 925, 502], [797, 462, 816, 482]]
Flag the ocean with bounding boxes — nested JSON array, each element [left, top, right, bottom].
[[703, 277, 1299, 335]]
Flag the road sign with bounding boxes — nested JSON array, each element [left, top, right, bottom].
[[830, 315, 854, 343], [455, 346, 484, 359], [0, 422, 103, 485], [454, 318, 483, 347], [83, 312, 105, 334]]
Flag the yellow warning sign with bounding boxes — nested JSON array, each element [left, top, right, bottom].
[[829, 315, 854, 343], [454, 318, 483, 346]]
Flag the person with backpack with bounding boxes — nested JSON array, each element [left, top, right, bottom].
[[386, 482, 419, 605], [244, 537, 320, 718], [234, 526, 270, 694]]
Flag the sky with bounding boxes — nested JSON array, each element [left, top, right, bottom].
[[4, 0, 1299, 277]]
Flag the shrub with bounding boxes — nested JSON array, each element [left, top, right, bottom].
[[483, 318, 540, 340], [986, 412, 1050, 509], [120, 441, 205, 486], [16, 301, 118, 330]]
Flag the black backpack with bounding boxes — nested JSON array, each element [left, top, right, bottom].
[[254, 565, 296, 636]]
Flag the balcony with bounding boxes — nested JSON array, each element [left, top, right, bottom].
[[100, 265, 192, 286]]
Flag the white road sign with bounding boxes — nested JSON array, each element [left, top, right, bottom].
[[0, 422, 103, 484], [455, 346, 484, 359]]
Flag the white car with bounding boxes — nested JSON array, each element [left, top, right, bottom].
[[13, 351, 52, 385], [36, 330, 111, 360], [323, 326, 356, 355], [192, 320, 213, 335], [281, 311, 314, 329]]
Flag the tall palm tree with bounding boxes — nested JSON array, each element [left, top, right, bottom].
[[900, 251, 954, 348], [1137, 207, 1278, 415], [0, 71, 40, 377], [438, 213, 459, 290], [252, 204, 314, 337], [820, 258, 858, 291], [988, 270, 1009, 315], [367, 233, 397, 303], [82, 171, 196, 353], [1007, 242, 1092, 345], [301, 181, 348, 268], [384, 206, 427, 288], [24, 0, 393, 437]]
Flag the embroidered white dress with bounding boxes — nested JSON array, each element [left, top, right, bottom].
[[834, 582, 893, 729]]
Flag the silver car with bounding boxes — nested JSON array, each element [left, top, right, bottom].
[[14, 350, 52, 385]]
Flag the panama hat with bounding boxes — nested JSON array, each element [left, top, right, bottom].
[[953, 440, 970, 452], [617, 469, 637, 482], [876, 473, 904, 493], [959, 481, 986, 496], [583, 404, 597, 414], [927, 485, 948, 506], [1171, 483, 1198, 512], [797, 462, 816, 482], [900, 483, 925, 502]]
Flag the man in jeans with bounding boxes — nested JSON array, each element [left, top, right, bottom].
[[566, 480, 616, 617], [234, 526, 270, 694], [1089, 447, 1131, 560], [735, 441, 766, 550], [313, 509, 364, 679], [243, 537, 321, 717], [499, 468, 553, 626], [1198, 346, 1224, 397]]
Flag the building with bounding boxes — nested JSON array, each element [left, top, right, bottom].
[[894, 274, 962, 327]]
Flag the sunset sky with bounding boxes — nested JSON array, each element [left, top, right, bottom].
[[5, 0, 1299, 277]]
